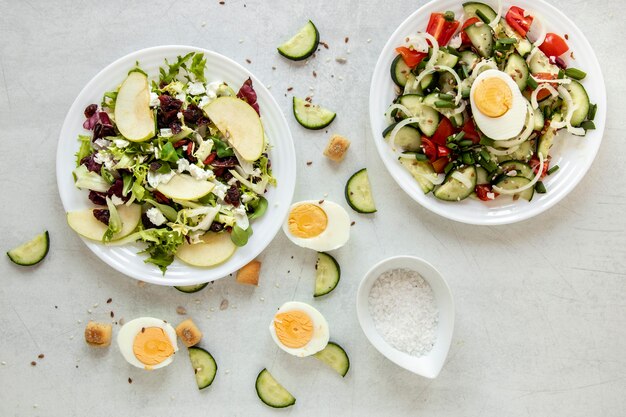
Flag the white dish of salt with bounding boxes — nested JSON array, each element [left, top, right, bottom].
[[356, 256, 454, 378]]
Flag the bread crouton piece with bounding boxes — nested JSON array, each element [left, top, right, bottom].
[[84, 321, 112, 348], [323, 134, 351, 162], [236, 260, 262, 286], [175, 318, 203, 347]]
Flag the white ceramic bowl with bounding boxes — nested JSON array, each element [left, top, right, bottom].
[[356, 256, 454, 378], [369, 0, 607, 225], [56, 45, 296, 286]]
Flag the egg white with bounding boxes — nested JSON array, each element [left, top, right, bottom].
[[117, 317, 178, 369], [282, 200, 351, 251], [470, 69, 527, 140], [269, 301, 330, 357]]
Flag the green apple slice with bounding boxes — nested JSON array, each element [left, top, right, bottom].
[[156, 173, 215, 201], [203, 97, 264, 161], [176, 232, 237, 267], [67, 204, 141, 241], [114, 71, 155, 142]]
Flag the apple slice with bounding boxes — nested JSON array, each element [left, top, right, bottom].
[[67, 204, 141, 241], [203, 96, 264, 161], [176, 232, 237, 267], [114, 71, 155, 142], [156, 173, 215, 201]]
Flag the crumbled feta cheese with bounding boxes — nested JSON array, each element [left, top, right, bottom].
[[233, 205, 249, 230], [227, 176, 238, 185], [149, 92, 160, 107], [177, 158, 190, 173], [194, 139, 214, 161], [188, 163, 214, 181], [94, 151, 115, 169], [160, 128, 173, 138], [177, 111, 183, 120], [110, 195, 125, 206], [241, 193, 255, 204], [113, 138, 130, 148], [212, 181, 228, 200], [176, 93, 186, 102], [198, 95, 211, 108], [251, 168, 262, 178], [146, 207, 167, 226], [94, 138, 111, 149], [147, 170, 175, 188], [486, 192, 496, 200], [206, 81, 222, 100], [187, 82, 206, 96], [448, 34, 462, 49]]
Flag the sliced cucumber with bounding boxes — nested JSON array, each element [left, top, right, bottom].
[[438, 72, 457, 94], [314, 252, 340, 297], [565, 80, 590, 127], [7, 231, 49, 266], [399, 158, 437, 193], [496, 21, 532, 57], [537, 114, 561, 157], [383, 123, 421, 151], [422, 93, 463, 124], [533, 109, 545, 131], [403, 73, 422, 95], [391, 55, 411, 87], [313, 341, 350, 377], [345, 168, 376, 214], [464, 22, 494, 58], [434, 165, 477, 201], [188, 347, 217, 390], [476, 166, 490, 184], [255, 369, 296, 408], [430, 49, 459, 68], [499, 160, 534, 180], [495, 140, 534, 163], [174, 283, 209, 293], [399, 94, 440, 136], [277, 20, 319, 61], [462, 2, 497, 21], [293, 97, 336, 129], [494, 176, 534, 201], [528, 48, 559, 75], [504, 53, 529, 91], [459, 50, 480, 70]]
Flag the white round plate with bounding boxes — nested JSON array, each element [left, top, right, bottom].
[[369, 0, 606, 225], [57, 45, 296, 286]]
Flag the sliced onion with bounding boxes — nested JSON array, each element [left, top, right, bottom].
[[404, 35, 429, 53], [421, 32, 440, 67], [526, 47, 540, 65], [419, 172, 445, 185], [556, 85, 586, 136], [388, 117, 421, 152], [489, 0, 502, 29], [530, 83, 558, 109], [385, 103, 414, 125], [529, 12, 546, 47], [471, 59, 498, 78], [451, 171, 473, 189], [531, 75, 571, 85], [414, 65, 463, 104], [493, 152, 544, 195], [486, 145, 520, 155], [494, 102, 535, 147]]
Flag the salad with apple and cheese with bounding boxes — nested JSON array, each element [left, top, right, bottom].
[[385, 1, 598, 203], [68, 52, 274, 273]]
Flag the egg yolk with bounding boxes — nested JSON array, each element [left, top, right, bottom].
[[288, 204, 328, 238], [474, 77, 513, 118], [133, 327, 174, 366], [274, 310, 314, 348]]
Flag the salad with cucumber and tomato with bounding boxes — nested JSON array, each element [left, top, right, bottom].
[[385, 2, 597, 203], [68, 52, 274, 273]]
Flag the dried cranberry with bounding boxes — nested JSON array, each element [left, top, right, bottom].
[[157, 95, 183, 127], [107, 179, 129, 202], [209, 222, 224, 232], [93, 122, 115, 140], [141, 213, 166, 229], [153, 190, 170, 204], [80, 154, 102, 173], [224, 185, 241, 207], [93, 209, 110, 225], [203, 152, 217, 165], [84, 104, 98, 118], [149, 162, 162, 171], [169, 121, 182, 135], [173, 139, 189, 148], [183, 104, 203, 124], [220, 171, 233, 182], [211, 156, 238, 168], [88, 190, 108, 206]]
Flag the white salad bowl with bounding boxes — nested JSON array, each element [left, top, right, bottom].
[[356, 256, 454, 379], [369, 0, 606, 225], [56, 45, 296, 286]]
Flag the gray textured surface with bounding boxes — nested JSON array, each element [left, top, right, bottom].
[[1, 0, 625, 416]]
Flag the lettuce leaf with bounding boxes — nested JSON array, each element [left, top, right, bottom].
[[75, 135, 93, 167]]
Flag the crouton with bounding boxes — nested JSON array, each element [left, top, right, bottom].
[[236, 260, 262, 286], [84, 321, 112, 347], [176, 318, 203, 347], [323, 134, 351, 162]]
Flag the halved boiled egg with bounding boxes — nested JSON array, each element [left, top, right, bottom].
[[282, 200, 350, 251], [269, 301, 329, 357], [470, 69, 527, 140], [117, 317, 178, 370]]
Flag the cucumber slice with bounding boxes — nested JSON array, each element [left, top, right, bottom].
[[462, 2, 497, 21], [398, 94, 440, 136], [7, 231, 49, 266], [537, 114, 561, 157], [464, 22, 494, 58], [495, 140, 534, 163], [314, 252, 341, 297], [494, 176, 534, 201], [255, 369, 296, 408], [430, 49, 459, 68], [293, 97, 336, 130], [188, 347, 217, 390], [383, 123, 421, 151], [345, 168, 376, 214], [434, 165, 477, 201], [399, 158, 437, 193], [313, 342, 350, 377], [476, 166, 490, 184], [565, 80, 590, 127], [174, 283, 209, 293], [497, 21, 532, 57], [438, 71, 457, 94], [499, 161, 534, 180], [533, 109, 545, 131], [504, 53, 529, 91], [277, 20, 319, 61], [528, 48, 559, 75], [391, 55, 411, 87], [459, 50, 480, 70]]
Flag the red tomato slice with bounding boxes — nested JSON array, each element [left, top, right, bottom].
[[460, 17, 480, 45], [530, 155, 550, 179], [475, 184, 499, 201], [505, 6, 533, 37], [395, 46, 427, 68], [539, 33, 569, 58], [461, 119, 481, 143], [421, 137, 438, 162], [426, 13, 460, 46], [432, 157, 449, 174], [430, 117, 455, 146], [437, 145, 451, 157]]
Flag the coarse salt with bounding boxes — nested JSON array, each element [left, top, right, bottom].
[[368, 268, 438, 356]]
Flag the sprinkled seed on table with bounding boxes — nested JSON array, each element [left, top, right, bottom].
[[106, 298, 112, 304], [220, 299, 229, 310], [38, 354, 44, 359]]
